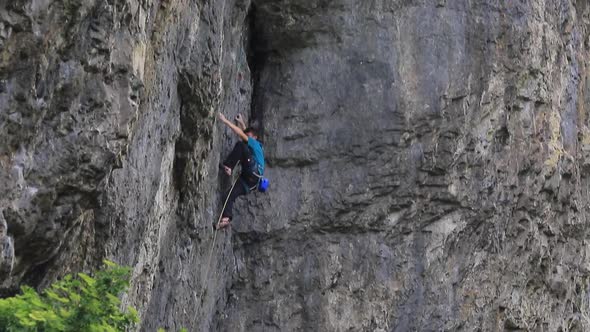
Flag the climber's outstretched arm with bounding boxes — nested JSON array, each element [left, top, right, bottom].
[[218, 113, 248, 142]]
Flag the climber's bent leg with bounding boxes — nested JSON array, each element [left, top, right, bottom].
[[223, 141, 250, 171], [219, 180, 247, 228]]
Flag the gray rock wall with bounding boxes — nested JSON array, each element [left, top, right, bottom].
[[227, 0, 590, 330], [1, 0, 590, 331], [0, 0, 252, 330]]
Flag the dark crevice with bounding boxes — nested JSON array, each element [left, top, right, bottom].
[[246, 4, 267, 140], [21, 260, 52, 291]]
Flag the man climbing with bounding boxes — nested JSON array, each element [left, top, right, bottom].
[[217, 112, 265, 229]]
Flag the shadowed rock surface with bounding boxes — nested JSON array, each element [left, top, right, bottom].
[[2, 0, 590, 331]]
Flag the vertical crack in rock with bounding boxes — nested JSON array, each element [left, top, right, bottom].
[[245, 4, 266, 135]]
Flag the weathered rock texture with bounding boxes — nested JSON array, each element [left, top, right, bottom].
[[0, 0, 252, 330], [2, 0, 590, 331]]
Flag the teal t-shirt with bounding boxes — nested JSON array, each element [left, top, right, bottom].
[[248, 137, 265, 175]]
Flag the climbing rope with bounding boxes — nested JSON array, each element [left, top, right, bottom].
[[199, 161, 240, 308]]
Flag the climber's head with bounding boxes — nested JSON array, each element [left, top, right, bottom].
[[244, 127, 259, 140]]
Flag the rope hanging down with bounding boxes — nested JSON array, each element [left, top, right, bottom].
[[199, 161, 240, 308]]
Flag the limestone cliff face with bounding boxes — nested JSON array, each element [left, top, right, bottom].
[[0, 0, 250, 329], [2, 0, 590, 331]]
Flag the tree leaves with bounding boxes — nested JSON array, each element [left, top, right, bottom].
[[0, 260, 138, 332]]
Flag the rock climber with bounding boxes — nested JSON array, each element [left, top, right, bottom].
[[217, 112, 265, 229]]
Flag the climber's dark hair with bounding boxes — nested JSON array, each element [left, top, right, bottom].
[[244, 127, 259, 138]]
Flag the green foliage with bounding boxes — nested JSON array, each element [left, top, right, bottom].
[[0, 260, 138, 332]]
